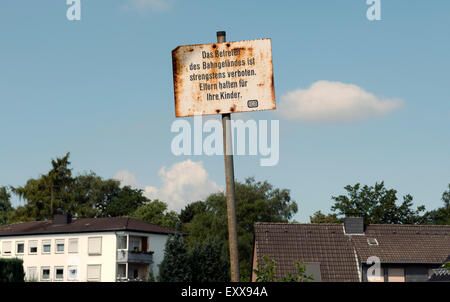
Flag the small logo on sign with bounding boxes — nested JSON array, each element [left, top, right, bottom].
[[248, 100, 258, 108]]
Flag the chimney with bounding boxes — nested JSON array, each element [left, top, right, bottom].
[[53, 214, 72, 225], [344, 216, 364, 234]]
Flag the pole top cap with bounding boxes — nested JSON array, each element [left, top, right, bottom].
[[216, 31, 226, 38]]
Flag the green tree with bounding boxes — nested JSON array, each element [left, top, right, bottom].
[[97, 185, 148, 218], [330, 182, 426, 224], [189, 237, 230, 282], [131, 200, 179, 229], [279, 261, 314, 282], [158, 232, 191, 282], [72, 173, 147, 218], [444, 262, 450, 271], [253, 255, 276, 282], [253, 255, 313, 282], [183, 177, 298, 281], [309, 210, 341, 223], [7, 154, 151, 222], [424, 184, 450, 225], [0, 187, 13, 225], [11, 153, 75, 220], [179, 201, 207, 224]]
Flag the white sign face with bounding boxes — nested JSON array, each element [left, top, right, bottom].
[[172, 38, 276, 117]]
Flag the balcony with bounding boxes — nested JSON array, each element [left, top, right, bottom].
[[117, 250, 154, 264]]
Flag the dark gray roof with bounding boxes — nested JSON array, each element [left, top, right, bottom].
[[254, 223, 450, 282], [352, 225, 450, 264], [254, 223, 360, 282], [0, 217, 176, 237], [429, 267, 450, 282]]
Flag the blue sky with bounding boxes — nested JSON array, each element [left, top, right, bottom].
[[0, 0, 449, 222]]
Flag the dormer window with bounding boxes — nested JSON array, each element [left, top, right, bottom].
[[367, 238, 379, 245]]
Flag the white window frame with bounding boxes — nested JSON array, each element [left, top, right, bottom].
[[28, 240, 38, 255], [1, 241, 12, 256], [40, 266, 51, 281], [27, 267, 38, 282], [68, 238, 78, 254], [87, 264, 102, 282], [55, 239, 65, 254], [54, 266, 64, 281], [42, 240, 51, 254], [67, 265, 79, 281], [88, 237, 102, 255], [16, 241, 25, 255]]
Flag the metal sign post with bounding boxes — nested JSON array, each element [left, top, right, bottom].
[[171, 31, 276, 282], [217, 30, 240, 283]]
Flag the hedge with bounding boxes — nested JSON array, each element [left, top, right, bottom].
[[0, 258, 25, 282]]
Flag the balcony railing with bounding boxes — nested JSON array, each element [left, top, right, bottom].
[[117, 250, 154, 263]]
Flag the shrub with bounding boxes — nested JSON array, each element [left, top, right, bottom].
[[0, 258, 25, 282]]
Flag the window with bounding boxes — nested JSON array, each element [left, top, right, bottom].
[[42, 240, 51, 254], [87, 265, 101, 282], [68, 266, 78, 281], [54, 267, 64, 281], [29, 240, 38, 254], [68, 238, 78, 254], [41, 267, 51, 281], [55, 239, 65, 253], [388, 268, 405, 282], [88, 237, 102, 255], [2, 241, 11, 255], [367, 238, 379, 246], [27, 267, 38, 281], [117, 264, 126, 279], [16, 242, 25, 254], [117, 236, 127, 250]]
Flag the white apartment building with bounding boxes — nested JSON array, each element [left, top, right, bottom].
[[0, 215, 175, 282]]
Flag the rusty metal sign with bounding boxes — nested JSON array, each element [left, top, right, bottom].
[[172, 38, 276, 117]]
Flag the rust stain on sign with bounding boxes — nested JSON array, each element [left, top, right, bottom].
[[172, 38, 276, 117]]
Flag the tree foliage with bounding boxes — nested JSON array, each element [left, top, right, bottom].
[[131, 200, 179, 229], [179, 201, 207, 224], [0, 187, 13, 225], [0, 258, 25, 282], [330, 182, 426, 224], [253, 255, 313, 282], [158, 234, 229, 282], [182, 177, 298, 281], [309, 210, 341, 224], [424, 184, 450, 225], [189, 237, 230, 282], [7, 153, 150, 222], [158, 232, 191, 282]]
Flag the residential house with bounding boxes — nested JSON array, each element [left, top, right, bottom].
[[252, 217, 450, 282], [429, 255, 450, 282], [0, 215, 176, 282]]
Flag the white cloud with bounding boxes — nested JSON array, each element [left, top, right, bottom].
[[278, 81, 404, 124], [121, 0, 171, 12], [114, 160, 222, 212], [114, 170, 140, 188]]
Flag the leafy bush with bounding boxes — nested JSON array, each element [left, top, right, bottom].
[[0, 258, 25, 282], [253, 255, 313, 282]]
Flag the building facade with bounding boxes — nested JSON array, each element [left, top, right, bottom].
[[0, 215, 175, 282]]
